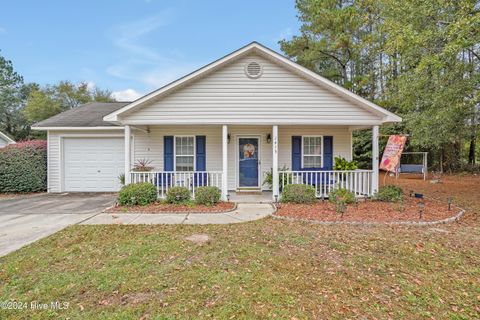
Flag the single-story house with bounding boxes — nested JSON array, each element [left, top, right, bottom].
[[0, 131, 15, 148], [32, 42, 401, 201]]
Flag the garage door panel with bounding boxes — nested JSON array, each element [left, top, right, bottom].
[[63, 138, 124, 192]]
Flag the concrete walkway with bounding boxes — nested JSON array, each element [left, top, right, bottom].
[[82, 203, 274, 225]]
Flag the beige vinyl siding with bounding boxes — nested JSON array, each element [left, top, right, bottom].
[[47, 133, 61, 192], [121, 54, 382, 125], [47, 126, 353, 192]]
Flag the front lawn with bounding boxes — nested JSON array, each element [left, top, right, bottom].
[[1, 174, 479, 319], [1, 221, 479, 319]]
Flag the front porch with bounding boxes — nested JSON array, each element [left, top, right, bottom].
[[124, 124, 380, 201], [130, 169, 374, 200]]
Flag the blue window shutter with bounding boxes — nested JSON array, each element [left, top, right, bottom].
[[195, 136, 206, 171], [292, 136, 302, 170], [164, 136, 174, 171], [323, 136, 333, 170], [195, 136, 207, 186]]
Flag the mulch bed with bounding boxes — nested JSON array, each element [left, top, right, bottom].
[[274, 196, 459, 223], [107, 201, 236, 214]]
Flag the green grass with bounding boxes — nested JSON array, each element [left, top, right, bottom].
[[1, 219, 479, 319]]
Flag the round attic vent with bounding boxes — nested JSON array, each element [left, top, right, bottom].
[[245, 61, 262, 79]]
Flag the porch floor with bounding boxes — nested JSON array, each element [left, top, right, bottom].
[[228, 191, 273, 203]]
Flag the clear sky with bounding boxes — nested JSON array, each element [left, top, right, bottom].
[[0, 0, 300, 100]]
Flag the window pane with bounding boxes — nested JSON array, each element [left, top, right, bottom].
[[303, 136, 322, 156], [176, 156, 194, 171], [176, 137, 182, 154], [303, 155, 322, 168], [175, 136, 194, 156]]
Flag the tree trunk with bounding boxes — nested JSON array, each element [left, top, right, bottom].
[[468, 137, 476, 165], [439, 148, 444, 173]]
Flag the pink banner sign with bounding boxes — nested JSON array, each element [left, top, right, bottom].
[[380, 135, 407, 172]]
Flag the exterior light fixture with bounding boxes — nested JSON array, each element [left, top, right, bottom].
[[227, 134, 231, 144], [417, 201, 425, 219], [266, 134, 272, 144], [227, 194, 230, 202]]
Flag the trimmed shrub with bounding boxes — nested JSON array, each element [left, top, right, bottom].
[[328, 187, 356, 213], [374, 185, 404, 202], [195, 186, 221, 206], [118, 182, 157, 206], [281, 184, 317, 204], [328, 188, 356, 205], [166, 186, 191, 204], [0, 140, 47, 193]]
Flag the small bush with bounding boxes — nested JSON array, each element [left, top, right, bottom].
[[166, 186, 191, 204], [329, 188, 355, 213], [281, 184, 317, 204], [374, 185, 404, 202], [0, 140, 47, 193], [118, 182, 157, 206], [195, 186, 221, 206]]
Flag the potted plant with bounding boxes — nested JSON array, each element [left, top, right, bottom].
[[333, 156, 358, 170], [132, 158, 154, 172]]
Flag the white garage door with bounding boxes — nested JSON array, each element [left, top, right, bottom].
[[63, 138, 124, 192]]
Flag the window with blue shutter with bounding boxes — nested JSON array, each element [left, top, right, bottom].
[[292, 135, 333, 170]]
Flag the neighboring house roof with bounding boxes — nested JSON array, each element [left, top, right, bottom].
[[32, 102, 129, 129], [103, 41, 402, 124], [0, 131, 15, 144]]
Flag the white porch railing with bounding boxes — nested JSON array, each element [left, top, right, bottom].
[[130, 171, 223, 198], [279, 170, 373, 197]]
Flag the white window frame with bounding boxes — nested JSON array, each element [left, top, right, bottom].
[[301, 135, 324, 168], [173, 135, 196, 172]]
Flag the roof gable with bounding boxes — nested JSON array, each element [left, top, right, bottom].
[[104, 42, 401, 124]]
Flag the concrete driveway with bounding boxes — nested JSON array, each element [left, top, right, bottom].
[[0, 193, 116, 257]]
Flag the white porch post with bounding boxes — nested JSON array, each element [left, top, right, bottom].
[[222, 125, 228, 201], [124, 125, 131, 185], [372, 125, 379, 194], [272, 125, 279, 201]]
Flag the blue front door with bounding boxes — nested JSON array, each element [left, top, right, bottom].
[[238, 137, 259, 187]]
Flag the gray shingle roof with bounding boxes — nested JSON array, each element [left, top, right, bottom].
[[32, 102, 129, 128]]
